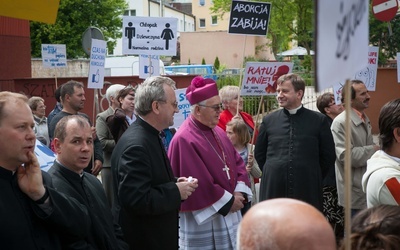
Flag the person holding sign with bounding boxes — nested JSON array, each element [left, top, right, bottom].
[[168, 76, 252, 249], [331, 80, 379, 217], [218, 85, 257, 142], [48, 80, 104, 176], [255, 73, 335, 211]]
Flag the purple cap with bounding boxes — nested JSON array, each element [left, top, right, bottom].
[[186, 76, 218, 105]]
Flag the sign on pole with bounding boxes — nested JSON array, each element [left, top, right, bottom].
[[354, 46, 379, 91], [139, 55, 161, 79], [315, 0, 369, 92], [122, 16, 178, 56], [372, 0, 398, 22], [41, 44, 67, 68], [88, 39, 107, 89], [173, 88, 190, 128], [228, 0, 271, 36], [240, 62, 293, 96]]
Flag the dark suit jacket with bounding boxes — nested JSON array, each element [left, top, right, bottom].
[[111, 117, 181, 250], [48, 162, 128, 250], [0, 166, 90, 250]]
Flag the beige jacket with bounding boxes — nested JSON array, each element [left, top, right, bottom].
[[331, 109, 377, 209]]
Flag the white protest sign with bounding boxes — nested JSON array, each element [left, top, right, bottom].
[[173, 88, 190, 128], [240, 62, 293, 96], [41, 44, 67, 68], [88, 39, 107, 89], [228, 0, 271, 36], [34, 139, 56, 172], [316, 0, 369, 92], [354, 46, 379, 91], [333, 82, 345, 105], [139, 55, 161, 79], [122, 16, 178, 56]]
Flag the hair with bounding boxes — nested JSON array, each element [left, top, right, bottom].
[[55, 85, 62, 102], [0, 92, 28, 125], [190, 100, 206, 113], [226, 118, 251, 146], [60, 80, 84, 102], [28, 96, 45, 111], [341, 79, 364, 103], [116, 85, 136, 106], [277, 73, 305, 98], [316, 92, 334, 115], [54, 115, 90, 142], [219, 85, 239, 109], [340, 205, 400, 250], [134, 76, 176, 116], [378, 98, 400, 151], [105, 83, 125, 103]]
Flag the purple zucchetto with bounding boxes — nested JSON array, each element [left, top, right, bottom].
[[186, 76, 218, 105]]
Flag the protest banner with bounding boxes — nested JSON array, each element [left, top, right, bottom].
[[240, 62, 293, 96]]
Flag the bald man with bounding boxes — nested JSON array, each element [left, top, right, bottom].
[[237, 198, 336, 250]]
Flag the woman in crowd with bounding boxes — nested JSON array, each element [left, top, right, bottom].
[[28, 96, 50, 146], [106, 85, 136, 143], [218, 85, 258, 142], [226, 118, 262, 215], [341, 205, 400, 250]]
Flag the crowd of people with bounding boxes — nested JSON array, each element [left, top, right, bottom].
[[2, 73, 400, 249]]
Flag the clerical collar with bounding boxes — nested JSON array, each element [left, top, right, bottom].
[[286, 104, 302, 114], [56, 159, 84, 177]]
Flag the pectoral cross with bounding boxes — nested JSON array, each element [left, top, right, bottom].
[[222, 165, 231, 180]]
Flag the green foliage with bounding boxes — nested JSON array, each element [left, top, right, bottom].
[[188, 58, 191, 64], [30, 0, 128, 59], [214, 56, 220, 71], [201, 58, 206, 65], [368, 2, 400, 66]]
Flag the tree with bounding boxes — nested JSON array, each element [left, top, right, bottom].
[[211, 0, 314, 55], [369, 3, 400, 66], [201, 58, 206, 65], [30, 0, 127, 59], [214, 56, 220, 71]]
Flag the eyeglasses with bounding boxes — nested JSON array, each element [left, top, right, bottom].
[[159, 100, 178, 109], [37, 105, 46, 109], [198, 103, 223, 111]]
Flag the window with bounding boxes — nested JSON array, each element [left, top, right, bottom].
[[199, 18, 206, 28], [123, 9, 136, 16], [212, 16, 218, 25], [199, 0, 205, 6]]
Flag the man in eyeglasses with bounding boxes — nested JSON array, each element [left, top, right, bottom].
[[168, 76, 252, 249], [317, 92, 345, 243], [111, 76, 198, 250], [255, 73, 336, 212], [317, 92, 344, 125]]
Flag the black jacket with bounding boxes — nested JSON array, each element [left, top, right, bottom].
[[111, 117, 181, 250], [0, 166, 90, 250], [48, 162, 128, 250]]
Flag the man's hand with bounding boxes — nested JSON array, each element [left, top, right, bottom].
[[230, 192, 245, 213], [176, 177, 198, 200], [91, 159, 103, 176], [17, 151, 46, 201]]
